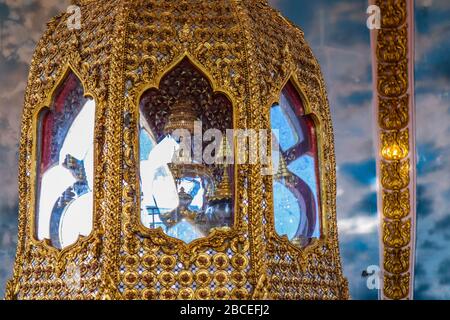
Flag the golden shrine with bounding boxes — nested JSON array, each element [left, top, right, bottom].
[[6, 0, 348, 300]]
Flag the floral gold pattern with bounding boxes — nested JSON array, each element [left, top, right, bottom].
[[379, 96, 409, 130], [384, 273, 410, 300], [6, 0, 348, 300], [382, 190, 410, 220], [383, 219, 411, 248], [373, 0, 415, 300], [381, 130, 409, 160], [381, 160, 410, 190], [384, 247, 410, 274]]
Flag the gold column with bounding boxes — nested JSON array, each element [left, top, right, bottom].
[[371, 0, 416, 300]]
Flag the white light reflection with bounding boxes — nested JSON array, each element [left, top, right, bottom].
[[37, 99, 95, 247]]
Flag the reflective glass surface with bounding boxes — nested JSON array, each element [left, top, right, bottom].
[[271, 82, 321, 247], [139, 59, 234, 243], [36, 73, 95, 249]]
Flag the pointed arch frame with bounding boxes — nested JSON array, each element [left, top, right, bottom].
[[129, 53, 243, 253], [264, 72, 329, 266], [27, 63, 101, 264]]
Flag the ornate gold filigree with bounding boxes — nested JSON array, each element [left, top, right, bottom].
[[6, 0, 347, 300], [376, 27, 407, 63], [374, 0, 415, 300], [381, 129, 409, 160], [384, 273, 410, 300], [379, 0, 407, 28], [379, 96, 409, 130], [384, 247, 410, 274], [383, 219, 411, 248], [377, 62, 408, 98], [381, 159, 410, 190], [383, 189, 410, 220]]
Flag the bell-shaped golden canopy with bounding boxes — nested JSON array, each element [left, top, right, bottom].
[[6, 0, 348, 300]]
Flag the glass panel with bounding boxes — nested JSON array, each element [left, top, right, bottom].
[[272, 82, 321, 247], [288, 155, 320, 238], [35, 72, 95, 249], [273, 181, 301, 239], [139, 59, 234, 243], [270, 0, 378, 300], [270, 101, 301, 151]]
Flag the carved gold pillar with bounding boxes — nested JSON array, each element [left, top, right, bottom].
[[370, 0, 416, 300]]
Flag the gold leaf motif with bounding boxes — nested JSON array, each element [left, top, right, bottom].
[[384, 273, 410, 300], [381, 159, 410, 190], [377, 27, 407, 63], [214, 287, 230, 300], [383, 189, 410, 219], [159, 271, 176, 288], [178, 288, 194, 300], [178, 23, 191, 43], [195, 287, 211, 300], [142, 288, 158, 300], [384, 247, 410, 274], [375, 0, 413, 300], [381, 129, 409, 160], [377, 0, 407, 28], [178, 270, 194, 287], [123, 271, 139, 287], [160, 288, 177, 300], [378, 62, 408, 98], [383, 219, 411, 248], [379, 96, 409, 130]]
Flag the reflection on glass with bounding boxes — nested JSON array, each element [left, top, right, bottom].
[[271, 82, 321, 247], [36, 73, 94, 249], [139, 121, 234, 243], [288, 155, 320, 238], [138, 59, 234, 243], [271, 104, 300, 151], [273, 181, 301, 239]]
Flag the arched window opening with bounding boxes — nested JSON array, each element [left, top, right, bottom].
[[271, 81, 321, 247], [139, 59, 234, 243], [35, 72, 95, 249]]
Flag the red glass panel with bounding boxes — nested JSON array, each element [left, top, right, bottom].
[[39, 73, 82, 173], [35, 72, 94, 249], [272, 81, 322, 247]]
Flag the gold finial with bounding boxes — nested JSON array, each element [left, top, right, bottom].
[[179, 23, 191, 43], [210, 167, 232, 201], [164, 99, 199, 135], [215, 136, 233, 164], [274, 154, 293, 182], [211, 136, 234, 201]]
